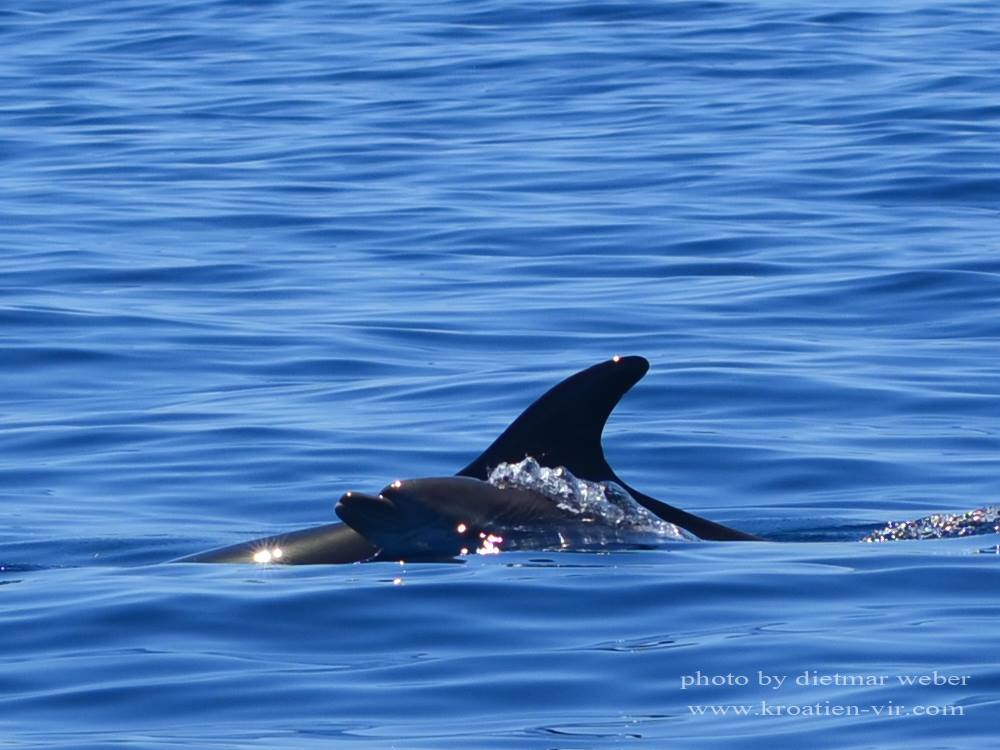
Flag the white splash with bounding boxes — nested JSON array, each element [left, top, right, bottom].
[[487, 457, 695, 541], [862, 505, 1000, 542]]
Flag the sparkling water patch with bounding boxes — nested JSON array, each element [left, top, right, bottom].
[[862, 506, 1000, 542], [487, 457, 694, 541]]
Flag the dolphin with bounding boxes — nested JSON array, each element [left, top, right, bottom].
[[175, 355, 758, 565], [334, 477, 575, 559], [334, 472, 695, 561]]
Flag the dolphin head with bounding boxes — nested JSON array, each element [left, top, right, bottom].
[[334, 477, 482, 558], [334, 476, 568, 558]]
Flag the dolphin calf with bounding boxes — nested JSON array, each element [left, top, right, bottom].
[[335, 477, 576, 559], [334, 471, 687, 560], [176, 355, 758, 565]]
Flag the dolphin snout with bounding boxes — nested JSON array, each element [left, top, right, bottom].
[[335, 491, 403, 529]]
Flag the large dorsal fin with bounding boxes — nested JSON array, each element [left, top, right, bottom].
[[457, 355, 648, 482], [458, 355, 760, 542]]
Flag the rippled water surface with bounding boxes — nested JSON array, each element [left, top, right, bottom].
[[3, 1, 1000, 747]]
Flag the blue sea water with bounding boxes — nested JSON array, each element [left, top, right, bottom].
[[3, 0, 1000, 746]]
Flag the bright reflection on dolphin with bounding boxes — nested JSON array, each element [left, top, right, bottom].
[[252, 547, 283, 564]]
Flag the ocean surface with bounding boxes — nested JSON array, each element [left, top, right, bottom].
[[3, 1, 1000, 747]]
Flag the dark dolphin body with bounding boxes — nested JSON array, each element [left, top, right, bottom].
[[335, 477, 582, 559], [176, 521, 376, 565], [335, 475, 694, 560], [176, 356, 758, 565]]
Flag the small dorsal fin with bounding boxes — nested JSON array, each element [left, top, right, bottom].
[[457, 355, 648, 482]]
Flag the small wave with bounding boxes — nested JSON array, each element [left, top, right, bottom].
[[487, 457, 694, 541], [862, 506, 1000, 542]]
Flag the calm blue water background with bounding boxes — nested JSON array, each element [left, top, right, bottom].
[[3, 1, 1000, 747]]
